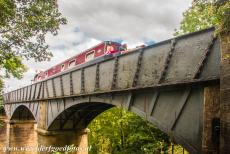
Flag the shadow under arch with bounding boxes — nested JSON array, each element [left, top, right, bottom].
[[0, 107, 6, 117], [48, 102, 114, 131], [11, 105, 36, 121]]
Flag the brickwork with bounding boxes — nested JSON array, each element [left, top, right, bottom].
[[220, 32, 230, 153], [202, 85, 220, 154], [37, 101, 47, 130]]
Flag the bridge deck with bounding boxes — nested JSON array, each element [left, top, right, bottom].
[[3, 27, 219, 103]]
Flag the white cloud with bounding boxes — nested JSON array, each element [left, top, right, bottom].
[[4, 0, 192, 91], [58, 0, 192, 41]]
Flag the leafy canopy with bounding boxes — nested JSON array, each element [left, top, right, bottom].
[[0, 0, 66, 90], [88, 107, 170, 154], [175, 0, 230, 35]]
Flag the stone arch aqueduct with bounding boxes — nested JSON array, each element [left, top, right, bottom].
[[1, 27, 230, 153]]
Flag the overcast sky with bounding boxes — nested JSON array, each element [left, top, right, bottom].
[[4, 0, 192, 92]]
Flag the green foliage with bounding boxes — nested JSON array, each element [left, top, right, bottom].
[[168, 144, 189, 154], [0, 0, 15, 27], [0, 95, 3, 108], [88, 107, 169, 154], [0, 0, 66, 93], [175, 0, 230, 35], [0, 51, 27, 79]]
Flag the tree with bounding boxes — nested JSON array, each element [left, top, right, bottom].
[[88, 107, 170, 154], [0, 0, 66, 92], [175, 0, 230, 35]]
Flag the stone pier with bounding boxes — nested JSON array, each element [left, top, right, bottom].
[[0, 119, 37, 154], [220, 32, 230, 153], [202, 85, 220, 153], [36, 101, 89, 154], [36, 128, 89, 154]]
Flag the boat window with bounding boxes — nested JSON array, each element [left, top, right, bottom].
[[61, 64, 65, 71], [69, 59, 76, 68], [106, 45, 114, 52], [97, 49, 102, 53], [85, 50, 95, 62], [38, 76, 42, 81]]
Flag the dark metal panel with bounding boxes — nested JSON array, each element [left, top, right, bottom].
[[165, 30, 214, 82], [69, 72, 73, 95], [30, 84, 36, 100], [148, 92, 159, 115], [36, 82, 42, 99], [111, 57, 119, 89], [138, 43, 171, 86], [47, 79, 54, 97], [8, 93, 10, 103], [84, 65, 97, 93], [170, 88, 191, 130], [60, 76, 64, 96], [130, 106, 146, 118], [53, 77, 60, 97], [117, 52, 139, 89], [193, 36, 217, 79], [41, 81, 45, 99], [62, 74, 70, 96], [158, 39, 177, 83], [12, 91, 16, 101], [81, 68, 85, 93], [19, 88, 22, 101], [33, 83, 37, 100], [200, 38, 220, 79], [22, 87, 25, 101], [14, 90, 17, 102], [15, 90, 18, 101], [45, 81, 49, 98], [95, 63, 100, 91], [125, 93, 133, 110], [99, 59, 114, 90], [173, 88, 204, 152], [16, 89, 19, 101], [51, 78, 58, 97], [72, 70, 81, 94], [151, 89, 187, 127], [4, 93, 8, 103], [25, 86, 29, 101], [18, 89, 21, 101], [132, 49, 144, 87], [27, 86, 31, 100], [11, 91, 14, 102]]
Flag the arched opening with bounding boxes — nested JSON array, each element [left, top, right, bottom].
[[1, 105, 38, 150], [48, 102, 114, 131], [0, 107, 7, 122], [11, 105, 36, 121], [88, 107, 189, 154], [48, 102, 188, 153], [0, 107, 6, 117]]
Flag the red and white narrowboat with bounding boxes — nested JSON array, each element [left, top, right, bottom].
[[33, 41, 127, 82]]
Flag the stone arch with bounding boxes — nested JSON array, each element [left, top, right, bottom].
[[10, 105, 36, 121]]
